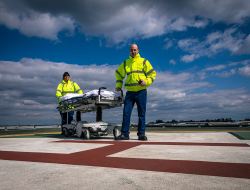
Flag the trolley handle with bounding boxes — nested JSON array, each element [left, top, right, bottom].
[[98, 86, 123, 101], [115, 88, 123, 101], [98, 87, 107, 95], [98, 87, 107, 102], [120, 89, 123, 99]]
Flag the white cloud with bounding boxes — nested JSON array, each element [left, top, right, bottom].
[[0, 58, 250, 124], [204, 65, 226, 72], [239, 65, 250, 77], [178, 38, 199, 49], [0, 2, 75, 40], [207, 28, 242, 54], [215, 69, 237, 78], [1, 0, 249, 43], [164, 38, 175, 49], [178, 28, 250, 62], [133, 70, 242, 121], [0, 58, 117, 124], [181, 54, 198, 63], [169, 59, 176, 65], [168, 17, 208, 31], [199, 60, 250, 79], [97, 6, 169, 44], [237, 35, 250, 54]]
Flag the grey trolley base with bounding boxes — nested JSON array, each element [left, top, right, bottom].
[[57, 87, 122, 139]]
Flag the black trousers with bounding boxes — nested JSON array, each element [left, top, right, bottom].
[[60, 111, 81, 125]]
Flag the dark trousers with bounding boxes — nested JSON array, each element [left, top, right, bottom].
[[60, 111, 74, 125], [121, 89, 147, 137], [60, 111, 81, 125]]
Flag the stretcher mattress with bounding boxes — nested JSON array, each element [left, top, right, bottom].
[[60, 89, 120, 101], [57, 89, 123, 113]]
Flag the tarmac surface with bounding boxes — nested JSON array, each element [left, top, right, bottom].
[[0, 131, 250, 190]]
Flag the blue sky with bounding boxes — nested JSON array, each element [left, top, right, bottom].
[[0, 0, 250, 125]]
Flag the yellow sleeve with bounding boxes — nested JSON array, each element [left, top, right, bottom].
[[73, 82, 83, 94], [144, 60, 156, 87], [56, 83, 63, 102], [115, 61, 126, 89]]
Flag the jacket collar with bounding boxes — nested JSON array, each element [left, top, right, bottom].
[[129, 53, 141, 60], [62, 79, 71, 84]]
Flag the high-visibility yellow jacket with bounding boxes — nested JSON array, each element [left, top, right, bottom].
[[56, 79, 83, 102], [115, 53, 157, 92]]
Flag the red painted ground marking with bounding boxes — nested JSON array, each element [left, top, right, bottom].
[[55, 140, 250, 147], [0, 140, 250, 179]]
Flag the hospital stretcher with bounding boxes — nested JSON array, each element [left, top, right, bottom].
[[57, 87, 123, 139]]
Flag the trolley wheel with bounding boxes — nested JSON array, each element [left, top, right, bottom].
[[113, 126, 120, 139], [68, 129, 73, 136], [62, 127, 69, 137], [82, 128, 90, 140]]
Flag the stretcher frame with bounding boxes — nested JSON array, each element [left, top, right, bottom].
[[57, 87, 123, 121], [57, 87, 123, 139]]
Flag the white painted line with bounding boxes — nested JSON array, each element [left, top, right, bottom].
[[109, 145, 250, 163], [0, 138, 111, 154]]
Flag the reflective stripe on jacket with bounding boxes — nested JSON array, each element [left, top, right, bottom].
[[115, 53, 156, 92], [56, 80, 83, 102]]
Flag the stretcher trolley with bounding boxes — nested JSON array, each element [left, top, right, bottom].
[[57, 87, 123, 139]]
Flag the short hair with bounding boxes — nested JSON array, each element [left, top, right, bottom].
[[63, 72, 70, 78], [130, 43, 139, 49]]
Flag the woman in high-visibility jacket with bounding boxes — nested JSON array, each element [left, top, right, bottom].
[[115, 44, 156, 141], [56, 72, 83, 126]]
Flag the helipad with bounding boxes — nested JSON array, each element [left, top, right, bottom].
[[0, 131, 250, 190]]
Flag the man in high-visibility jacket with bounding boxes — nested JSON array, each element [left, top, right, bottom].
[[115, 43, 156, 141], [56, 72, 83, 126]]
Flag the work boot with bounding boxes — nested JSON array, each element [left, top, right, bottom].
[[138, 135, 148, 141], [115, 134, 129, 140]]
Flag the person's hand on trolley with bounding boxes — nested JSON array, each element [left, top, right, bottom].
[[138, 79, 146, 86], [115, 87, 122, 92]]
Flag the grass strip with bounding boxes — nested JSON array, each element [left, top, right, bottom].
[[229, 132, 250, 140]]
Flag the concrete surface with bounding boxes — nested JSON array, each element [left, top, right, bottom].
[[1, 160, 250, 190], [0, 131, 250, 190]]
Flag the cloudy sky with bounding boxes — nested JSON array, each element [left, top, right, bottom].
[[0, 0, 250, 125]]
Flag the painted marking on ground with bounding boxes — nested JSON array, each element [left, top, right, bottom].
[[0, 140, 249, 179]]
